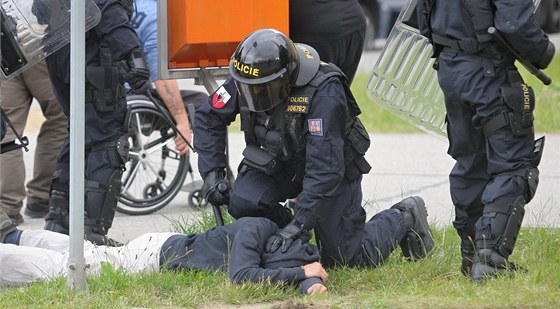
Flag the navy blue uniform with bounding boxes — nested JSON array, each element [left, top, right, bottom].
[[161, 217, 321, 293], [418, 0, 553, 276], [194, 68, 406, 268], [43, 0, 142, 243]]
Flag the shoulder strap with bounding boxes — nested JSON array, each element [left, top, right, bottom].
[[307, 64, 362, 117]]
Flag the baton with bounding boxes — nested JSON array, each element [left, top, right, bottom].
[[488, 27, 551, 86]]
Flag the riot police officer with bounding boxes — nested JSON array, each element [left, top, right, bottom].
[[417, 0, 555, 280], [194, 29, 434, 267], [38, 0, 150, 246]]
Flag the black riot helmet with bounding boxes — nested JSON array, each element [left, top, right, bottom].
[[230, 29, 320, 112]]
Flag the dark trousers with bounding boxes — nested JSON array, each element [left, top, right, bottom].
[[437, 53, 537, 240], [229, 168, 405, 268]]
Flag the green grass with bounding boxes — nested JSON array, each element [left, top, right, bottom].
[[1, 209, 559, 308], [353, 54, 560, 134], [2, 57, 559, 308]]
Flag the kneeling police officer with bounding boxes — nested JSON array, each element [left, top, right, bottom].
[[194, 29, 435, 267]]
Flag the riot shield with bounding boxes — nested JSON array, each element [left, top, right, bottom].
[[1, 0, 101, 81], [366, 0, 542, 138]]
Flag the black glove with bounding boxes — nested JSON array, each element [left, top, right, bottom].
[[202, 169, 231, 207], [265, 219, 305, 253], [124, 48, 150, 94]]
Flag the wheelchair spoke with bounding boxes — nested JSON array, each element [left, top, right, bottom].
[[131, 112, 146, 150], [143, 137, 175, 156]]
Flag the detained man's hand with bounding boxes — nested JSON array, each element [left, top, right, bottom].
[[302, 261, 328, 283], [307, 283, 328, 295]]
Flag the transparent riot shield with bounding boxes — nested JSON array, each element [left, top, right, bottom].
[[366, 0, 542, 138], [1, 0, 101, 81]]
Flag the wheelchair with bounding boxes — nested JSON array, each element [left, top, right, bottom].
[[117, 94, 207, 215]]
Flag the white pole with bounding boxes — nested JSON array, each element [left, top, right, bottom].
[[67, 0, 88, 290]]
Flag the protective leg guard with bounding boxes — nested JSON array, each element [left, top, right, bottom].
[[472, 195, 526, 281], [83, 138, 128, 246], [390, 196, 435, 261], [44, 190, 70, 234]]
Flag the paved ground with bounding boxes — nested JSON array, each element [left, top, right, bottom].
[[13, 34, 560, 243]]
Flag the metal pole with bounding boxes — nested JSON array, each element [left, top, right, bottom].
[[67, 0, 88, 290]]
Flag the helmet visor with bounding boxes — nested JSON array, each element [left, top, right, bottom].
[[235, 71, 290, 112]]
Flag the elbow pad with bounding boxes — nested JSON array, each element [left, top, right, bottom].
[[534, 41, 556, 70], [123, 48, 150, 94]]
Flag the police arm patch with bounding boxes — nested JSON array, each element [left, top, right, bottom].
[[308, 119, 323, 136], [212, 86, 231, 109]]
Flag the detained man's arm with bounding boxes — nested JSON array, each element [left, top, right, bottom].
[[228, 218, 324, 293], [154, 79, 191, 155], [299, 262, 328, 294]]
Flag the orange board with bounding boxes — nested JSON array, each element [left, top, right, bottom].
[[167, 0, 289, 69]]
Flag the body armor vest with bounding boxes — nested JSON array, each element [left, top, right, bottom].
[[240, 64, 371, 180]]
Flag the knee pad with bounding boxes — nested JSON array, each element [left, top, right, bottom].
[[525, 167, 539, 202], [496, 166, 539, 203], [475, 195, 525, 258]]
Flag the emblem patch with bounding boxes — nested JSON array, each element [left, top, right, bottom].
[[212, 86, 231, 109], [308, 119, 323, 136]]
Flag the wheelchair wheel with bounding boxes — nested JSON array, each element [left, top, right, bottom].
[[117, 96, 189, 215]]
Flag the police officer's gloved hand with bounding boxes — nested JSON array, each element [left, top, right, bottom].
[[202, 168, 231, 207], [534, 41, 556, 69], [265, 219, 305, 253], [124, 48, 150, 94]]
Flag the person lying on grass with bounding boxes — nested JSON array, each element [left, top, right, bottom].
[[0, 214, 327, 294]]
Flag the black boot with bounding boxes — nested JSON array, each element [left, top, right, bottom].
[[471, 248, 522, 282], [85, 225, 123, 247], [391, 196, 435, 261]]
